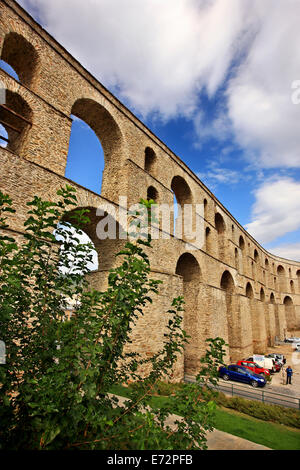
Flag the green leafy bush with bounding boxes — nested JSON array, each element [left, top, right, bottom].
[[215, 393, 300, 429], [0, 186, 226, 450]]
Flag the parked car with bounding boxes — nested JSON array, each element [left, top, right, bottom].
[[218, 364, 267, 387], [246, 356, 276, 373], [266, 353, 284, 367], [236, 360, 270, 376], [285, 337, 300, 343]]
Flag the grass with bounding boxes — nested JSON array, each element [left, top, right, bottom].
[[214, 407, 300, 450], [109, 384, 300, 450]]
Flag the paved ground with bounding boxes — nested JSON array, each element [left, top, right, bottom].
[[205, 429, 270, 450], [266, 340, 300, 397]]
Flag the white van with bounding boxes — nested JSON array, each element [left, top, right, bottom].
[[247, 356, 276, 373]]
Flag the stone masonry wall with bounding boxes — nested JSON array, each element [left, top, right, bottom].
[[1, 0, 300, 379]]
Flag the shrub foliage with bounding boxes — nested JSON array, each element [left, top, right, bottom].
[[0, 186, 226, 450]]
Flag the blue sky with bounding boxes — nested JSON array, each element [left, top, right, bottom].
[[3, 0, 300, 261]]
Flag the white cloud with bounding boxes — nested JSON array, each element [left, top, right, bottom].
[[18, 0, 300, 167], [268, 243, 300, 262], [19, 0, 300, 167], [19, 0, 253, 119], [226, 0, 300, 169], [197, 162, 245, 190], [245, 177, 300, 244]]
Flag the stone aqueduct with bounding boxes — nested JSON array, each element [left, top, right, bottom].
[[1, 0, 300, 380]]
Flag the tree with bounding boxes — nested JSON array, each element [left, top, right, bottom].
[[0, 186, 226, 450]]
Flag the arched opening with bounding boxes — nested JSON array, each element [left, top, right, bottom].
[[297, 270, 300, 292], [175, 253, 201, 375], [171, 176, 193, 240], [1, 32, 38, 88], [290, 280, 295, 294], [215, 213, 225, 234], [147, 186, 158, 202], [66, 98, 122, 197], [277, 265, 286, 292], [260, 287, 265, 302], [203, 198, 208, 220], [239, 235, 245, 251], [55, 222, 98, 275], [254, 249, 259, 263], [0, 90, 32, 155], [246, 282, 254, 299], [269, 292, 278, 343], [220, 270, 238, 361], [144, 147, 156, 175], [205, 227, 212, 253], [62, 206, 126, 276], [245, 282, 261, 352], [265, 258, 269, 268], [221, 270, 234, 292], [171, 175, 192, 206], [234, 247, 239, 269], [284, 296, 296, 331], [215, 213, 226, 260], [251, 260, 255, 278], [65, 115, 105, 194]]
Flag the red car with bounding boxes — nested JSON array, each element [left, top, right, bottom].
[[237, 360, 270, 376]]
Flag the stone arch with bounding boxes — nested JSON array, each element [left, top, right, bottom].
[[215, 213, 226, 260], [220, 270, 239, 361], [215, 212, 225, 234], [144, 147, 156, 175], [175, 253, 201, 375], [69, 98, 122, 166], [290, 280, 295, 294], [245, 281, 264, 352], [296, 270, 300, 292], [234, 247, 239, 269], [147, 185, 158, 202], [67, 98, 123, 199], [254, 249, 259, 263], [277, 265, 286, 291], [239, 235, 245, 251], [284, 296, 296, 331], [171, 176, 193, 240], [205, 226, 212, 253], [220, 270, 235, 292], [265, 258, 269, 267], [55, 221, 98, 275], [62, 206, 126, 276], [171, 175, 192, 206], [269, 292, 279, 342], [260, 287, 265, 302], [0, 89, 32, 155], [1, 32, 39, 88], [203, 198, 208, 220], [246, 282, 254, 299]]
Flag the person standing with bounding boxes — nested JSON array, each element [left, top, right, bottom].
[[286, 366, 293, 385]]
